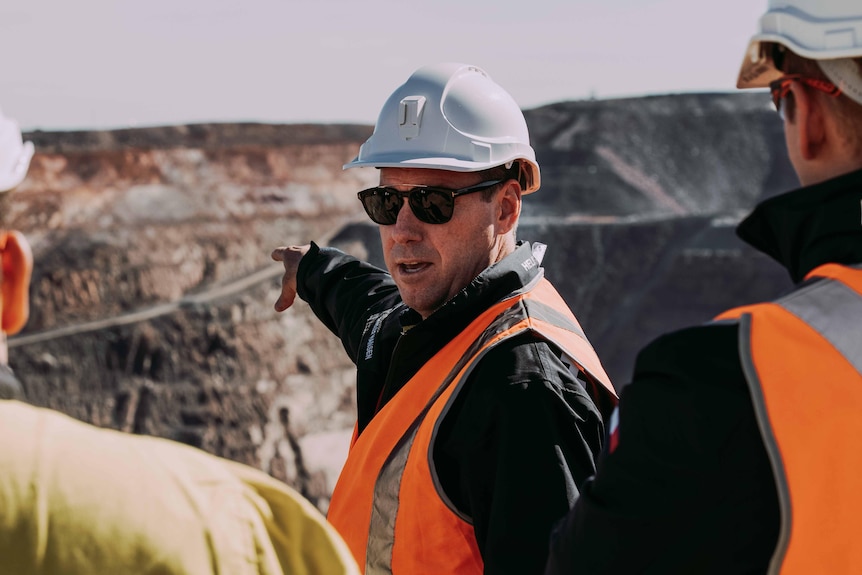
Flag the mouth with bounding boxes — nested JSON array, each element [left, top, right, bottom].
[[397, 261, 431, 275]]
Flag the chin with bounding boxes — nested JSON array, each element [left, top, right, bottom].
[[401, 294, 442, 318]]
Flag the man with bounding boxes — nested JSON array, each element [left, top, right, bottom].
[[271, 62, 618, 574], [0, 107, 34, 399], [0, 106, 360, 575], [0, 401, 361, 575], [545, 1, 862, 573]]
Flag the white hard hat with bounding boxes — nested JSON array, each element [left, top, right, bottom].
[[738, 0, 862, 89], [344, 62, 541, 194], [0, 108, 34, 193]]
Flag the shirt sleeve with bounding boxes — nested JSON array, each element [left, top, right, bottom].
[[544, 323, 779, 574], [296, 242, 400, 362], [435, 335, 604, 575]]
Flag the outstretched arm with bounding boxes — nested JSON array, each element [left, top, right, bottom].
[[269, 242, 400, 363]]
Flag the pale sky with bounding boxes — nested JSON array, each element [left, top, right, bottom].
[[0, 0, 767, 131]]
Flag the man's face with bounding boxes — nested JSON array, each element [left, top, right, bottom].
[[378, 167, 502, 319]]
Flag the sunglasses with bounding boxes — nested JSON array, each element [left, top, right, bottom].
[[357, 179, 508, 225], [769, 74, 842, 119]]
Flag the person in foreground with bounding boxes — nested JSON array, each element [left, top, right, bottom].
[[0, 401, 360, 575], [544, 1, 862, 573], [0, 107, 359, 575], [272, 62, 618, 574]]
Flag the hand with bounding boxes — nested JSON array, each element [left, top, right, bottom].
[[270, 244, 310, 312]]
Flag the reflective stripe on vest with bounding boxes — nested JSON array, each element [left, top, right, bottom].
[[716, 263, 862, 575], [327, 276, 616, 574]]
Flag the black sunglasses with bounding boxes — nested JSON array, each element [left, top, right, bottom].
[[357, 179, 507, 225]]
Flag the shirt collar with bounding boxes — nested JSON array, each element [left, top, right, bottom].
[[737, 167, 862, 283]]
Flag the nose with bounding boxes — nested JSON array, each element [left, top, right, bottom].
[[389, 196, 423, 244]]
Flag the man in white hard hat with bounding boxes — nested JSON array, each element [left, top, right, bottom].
[[0, 108, 34, 400], [0, 107, 361, 575], [272, 62, 618, 574], [545, 1, 862, 573]]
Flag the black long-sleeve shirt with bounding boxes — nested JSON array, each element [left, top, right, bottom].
[[297, 241, 608, 575], [545, 168, 862, 574]]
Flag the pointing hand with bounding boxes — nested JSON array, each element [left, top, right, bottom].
[[270, 244, 310, 312]]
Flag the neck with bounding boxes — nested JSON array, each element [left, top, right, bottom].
[[491, 233, 517, 265], [799, 157, 862, 186]]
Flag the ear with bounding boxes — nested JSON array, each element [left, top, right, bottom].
[[495, 181, 522, 235], [1, 230, 33, 335], [789, 81, 826, 160]]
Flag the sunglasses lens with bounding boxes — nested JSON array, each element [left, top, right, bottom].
[[408, 189, 454, 224], [360, 189, 402, 225], [358, 186, 460, 225]]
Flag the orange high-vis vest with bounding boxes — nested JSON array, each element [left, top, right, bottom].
[[327, 276, 617, 574], [716, 263, 862, 575], [0, 230, 33, 336]]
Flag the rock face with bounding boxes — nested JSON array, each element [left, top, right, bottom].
[[523, 92, 797, 218], [4, 93, 795, 512]]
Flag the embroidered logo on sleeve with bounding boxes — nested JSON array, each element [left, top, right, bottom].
[[362, 307, 397, 361]]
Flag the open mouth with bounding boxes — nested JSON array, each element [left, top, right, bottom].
[[398, 262, 430, 274]]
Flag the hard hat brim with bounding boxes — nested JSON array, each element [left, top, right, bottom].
[[343, 155, 541, 194], [345, 156, 505, 172], [737, 38, 784, 89]]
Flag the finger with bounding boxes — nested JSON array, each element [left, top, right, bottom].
[[274, 289, 296, 312], [271, 247, 286, 262]]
